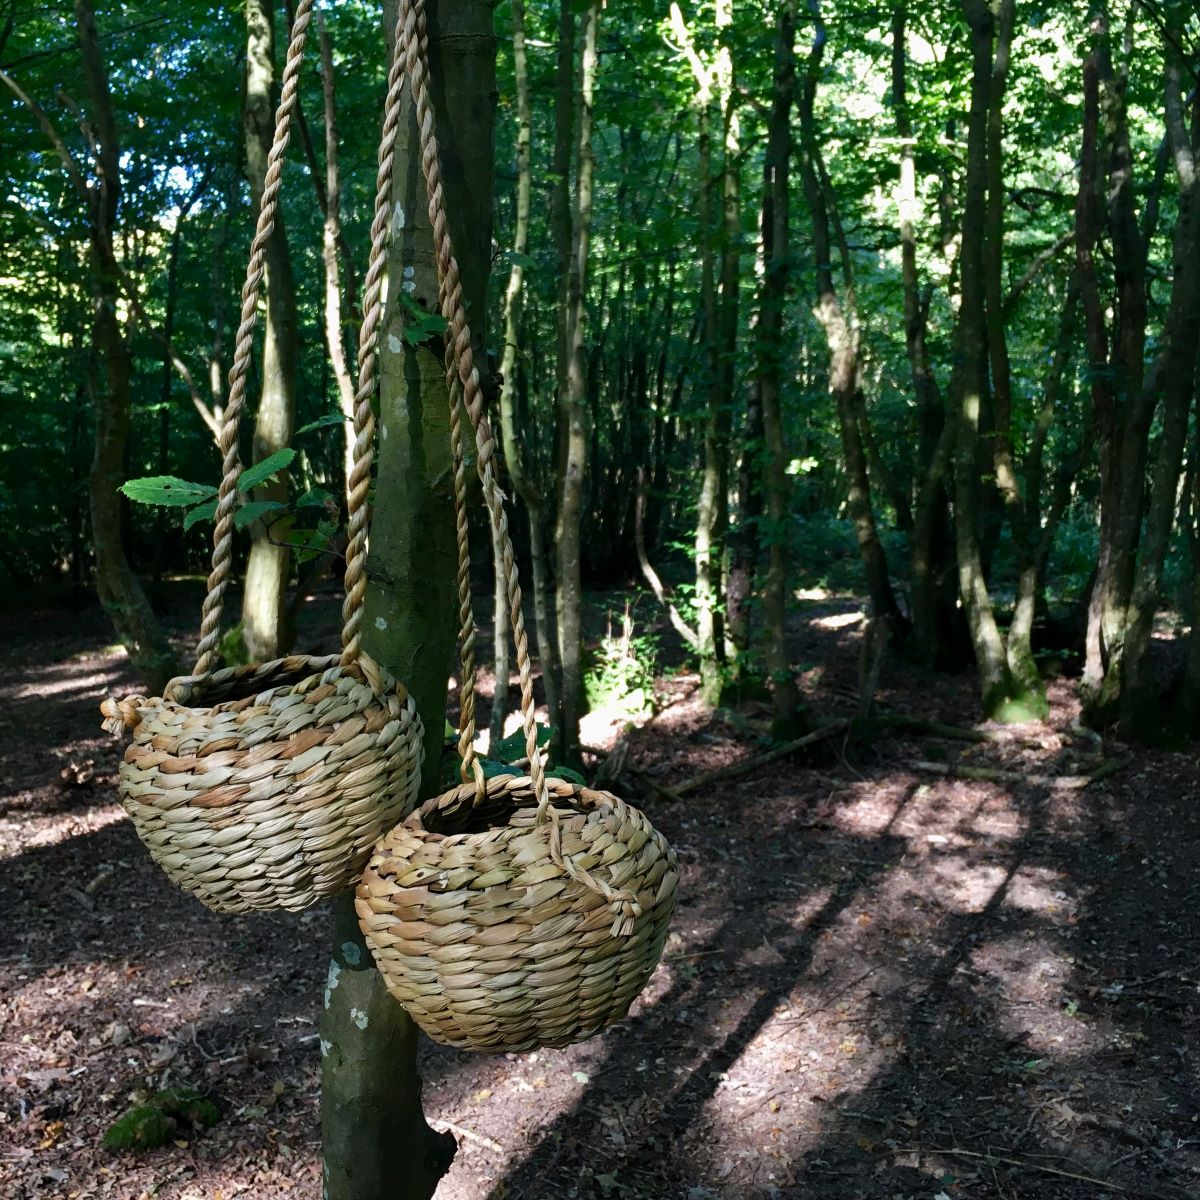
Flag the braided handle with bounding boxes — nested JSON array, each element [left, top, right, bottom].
[[339, 3, 411, 665], [193, 0, 313, 677], [397, 0, 638, 930]]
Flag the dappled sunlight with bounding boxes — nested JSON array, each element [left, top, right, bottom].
[[809, 611, 862, 631], [0, 797, 127, 860]]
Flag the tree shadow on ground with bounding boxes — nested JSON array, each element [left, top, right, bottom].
[[471, 754, 1199, 1200]]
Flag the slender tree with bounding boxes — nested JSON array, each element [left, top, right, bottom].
[[241, 0, 300, 662]]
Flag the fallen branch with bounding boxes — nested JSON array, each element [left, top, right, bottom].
[[629, 766, 686, 805], [906, 1144, 1174, 1198], [635, 467, 699, 650], [875, 715, 1003, 743], [910, 757, 1130, 790], [669, 720, 851, 797]]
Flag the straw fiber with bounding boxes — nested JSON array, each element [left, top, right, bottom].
[[356, 774, 678, 1051], [103, 655, 423, 913]]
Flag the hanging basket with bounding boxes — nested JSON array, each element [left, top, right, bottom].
[[355, 0, 678, 1053], [102, 655, 422, 913], [357, 774, 677, 1051], [99, 0, 424, 914]]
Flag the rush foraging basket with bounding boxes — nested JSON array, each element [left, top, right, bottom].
[[357, 776, 678, 1052], [99, 1, 423, 914], [355, 0, 678, 1052]]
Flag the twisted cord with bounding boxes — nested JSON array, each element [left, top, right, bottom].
[[193, 0, 313, 677], [398, 0, 637, 926], [409, 5, 484, 795], [340, 5, 410, 664]]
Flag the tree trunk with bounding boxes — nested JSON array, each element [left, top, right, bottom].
[[798, 3, 905, 633], [1081, 5, 1153, 720], [320, 1, 494, 1195], [75, 0, 178, 693], [1119, 54, 1200, 735], [670, 0, 731, 707], [242, 0, 299, 663], [756, 2, 806, 735], [555, 0, 598, 762], [981, 0, 1044, 710], [892, 2, 955, 666], [493, 0, 538, 744], [952, 0, 1040, 720], [316, 13, 358, 491]]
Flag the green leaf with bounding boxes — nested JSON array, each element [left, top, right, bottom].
[[183, 499, 217, 530], [297, 487, 334, 508], [234, 500, 287, 530], [547, 765, 586, 786], [295, 413, 348, 435], [237, 448, 296, 491], [501, 249, 537, 271], [494, 723, 554, 764], [119, 476, 217, 508], [288, 517, 338, 563], [481, 758, 522, 780]]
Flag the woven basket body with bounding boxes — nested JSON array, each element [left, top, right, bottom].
[[113, 654, 424, 913], [356, 774, 678, 1052]]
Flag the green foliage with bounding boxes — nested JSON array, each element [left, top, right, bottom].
[[219, 622, 250, 669], [119, 477, 216, 508], [236, 448, 296, 492], [584, 609, 658, 718], [102, 1086, 219, 1154], [440, 721, 582, 788]]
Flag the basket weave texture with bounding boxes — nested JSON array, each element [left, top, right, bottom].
[[108, 655, 423, 913], [356, 774, 678, 1052]]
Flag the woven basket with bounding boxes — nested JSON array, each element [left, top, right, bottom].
[[101, 2, 424, 914], [103, 655, 422, 913], [356, 774, 677, 1051]]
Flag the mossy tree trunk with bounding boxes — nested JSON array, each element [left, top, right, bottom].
[[319, 2, 495, 1196], [953, 0, 1042, 721]]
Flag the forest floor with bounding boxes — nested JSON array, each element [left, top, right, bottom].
[[1, 582, 1198, 1200]]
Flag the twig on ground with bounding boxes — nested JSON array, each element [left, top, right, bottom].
[[433, 1120, 504, 1154], [668, 720, 851, 796], [905, 1145, 1171, 1197], [909, 758, 1130, 789]]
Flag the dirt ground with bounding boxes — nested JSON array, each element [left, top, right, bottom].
[[2, 585, 1198, 1200]]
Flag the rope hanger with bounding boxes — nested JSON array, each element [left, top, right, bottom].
[[398, 0, 640, 929]]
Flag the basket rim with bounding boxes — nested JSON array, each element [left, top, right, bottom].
[[393, 774, 634, 848]]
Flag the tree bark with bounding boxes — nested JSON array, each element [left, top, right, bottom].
[[320, 2, 494, 1196], [242, 0, 300, 663], [73, 0, 178, 693], [555, 0, 599, 762], [954, 0, 1034, 719], [1119, 55, 1200, 734], [756, 2, 806, 735], [798, 2, 905, 634]]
